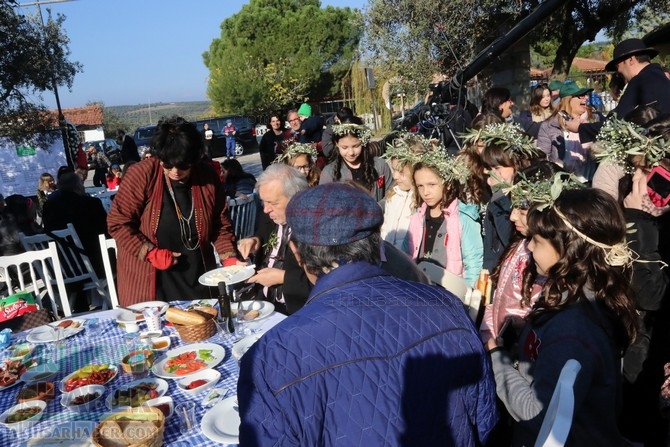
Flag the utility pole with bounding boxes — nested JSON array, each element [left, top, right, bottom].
[[18, 0, 78, 168]]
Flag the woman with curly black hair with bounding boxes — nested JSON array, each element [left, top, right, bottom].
[[108, 115, 237, 305]]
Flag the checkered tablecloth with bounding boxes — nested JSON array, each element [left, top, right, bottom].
[[0, 301, 284, 446]]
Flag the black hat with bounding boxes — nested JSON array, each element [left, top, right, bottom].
[[606, 38, 658, 72]]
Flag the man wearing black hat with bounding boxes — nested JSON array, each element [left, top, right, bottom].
[[238, 182, 498, 446], [566, 38, 670, 142]]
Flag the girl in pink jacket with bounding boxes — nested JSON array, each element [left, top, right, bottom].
[[480, 163, 583, 344], [405, 149, 483, 286]]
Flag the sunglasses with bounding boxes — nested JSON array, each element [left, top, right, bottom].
[[161, 161, 192, 170]]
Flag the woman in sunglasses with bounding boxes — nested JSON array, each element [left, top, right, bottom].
[[536, 83, 604, 183], [108, 115, 238, 305]]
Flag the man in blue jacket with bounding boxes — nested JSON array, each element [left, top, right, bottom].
[[237, 182, 498, 446]]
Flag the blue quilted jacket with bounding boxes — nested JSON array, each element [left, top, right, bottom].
[[237, 262, 498, 446]]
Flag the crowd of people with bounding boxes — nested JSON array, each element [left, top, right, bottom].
[[235, 37, 670, 446], [1, 37, 670, 445]]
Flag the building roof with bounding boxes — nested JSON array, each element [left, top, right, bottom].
[[571, 57, 607, 73], [49, 104, 103, 129], [530, 57, 608, 79]]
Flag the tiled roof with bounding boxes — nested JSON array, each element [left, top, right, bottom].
[[572, 57, 607, 72], [48, 104, 103, 128], [530, 57, 608, 78]]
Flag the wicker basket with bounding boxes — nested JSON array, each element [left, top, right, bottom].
[[92, 406, 165, 447], [172, 306, 218, 343]]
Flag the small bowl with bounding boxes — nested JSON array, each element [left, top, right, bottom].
[[148, 336, 171, 352], [9, 343, 35, 363], [21, 363, 59, 385], [177, 369, 220, 396], [121, 350, 155, 375], [201, 386, 229, 408], [17, 382, 54, 403], [142, 396, 174, 419], [0, 400, 46, 431], [61, 384, 106, 413]]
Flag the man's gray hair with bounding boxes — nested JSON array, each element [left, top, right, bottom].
[[257, 163, 308, 199]]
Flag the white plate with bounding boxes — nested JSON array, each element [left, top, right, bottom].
[[231, 301, 275, 322], [20, 362, 59, 384], [201, 387, 229, 408], [60, 365, 118, 393], [27, 420, 97, 446], [176, 368, 220, 396], [0, 375, 23, 392], [106, 377, 168, 409], [198, 265, 256, 286], [27, 319, 86, 343], [201, 396, 240, 444], [151, 343, 225, 379], [232, 334, 262, 361], [116, 301, 169, 324]]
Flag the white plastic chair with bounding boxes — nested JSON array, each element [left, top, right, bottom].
[[0, 242, 70, 317], [19, 224, 111, 311], [98, 234, 119, 309], [228, 193, 258, 240], [534, 359, 582, 447]]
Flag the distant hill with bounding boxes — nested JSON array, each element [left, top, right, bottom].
[[107, 101, 215, 130]]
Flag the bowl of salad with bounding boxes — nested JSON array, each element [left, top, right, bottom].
[[0, 400, 46, 431]]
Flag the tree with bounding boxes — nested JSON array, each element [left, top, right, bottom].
[[0, 1, 81, 145], [364, 0, 523, 98], [364, 0, 670, 91], [203, 0, 362, 115], [88, 102, 133, 139]]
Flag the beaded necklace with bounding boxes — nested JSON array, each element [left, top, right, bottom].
[[164, 174, 200, 251]]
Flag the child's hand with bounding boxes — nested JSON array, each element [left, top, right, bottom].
[[623, 168, 647, 211]]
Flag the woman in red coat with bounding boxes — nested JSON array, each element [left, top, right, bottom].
[[108, 116, 237, 305]]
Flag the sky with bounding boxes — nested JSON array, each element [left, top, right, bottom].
[[16, 0, 367, 110]]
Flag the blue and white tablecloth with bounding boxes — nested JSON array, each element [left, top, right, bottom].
[[0, 300, 285, 446]]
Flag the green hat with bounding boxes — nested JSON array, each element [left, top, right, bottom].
[[298, 103, 312, 117], [548, 80, 563, 91], [559, 83, 593, 98]]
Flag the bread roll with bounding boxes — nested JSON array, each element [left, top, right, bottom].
[[57, 319, 73, 328], [123, 421, 158, 444], [243, 310, 260, 320], [97, 421, 126, 447], [166, 308, 206, 326]]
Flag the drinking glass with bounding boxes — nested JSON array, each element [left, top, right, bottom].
[[176, 402, 197, 434], [213, 319, 231, 344], [234, 302, 252, 339]]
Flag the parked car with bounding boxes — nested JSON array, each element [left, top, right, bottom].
[[193, 115, 257, 157], [132, 124, 157, 153], [85, 138, 123, 168]]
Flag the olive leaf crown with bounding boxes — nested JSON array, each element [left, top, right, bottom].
[[275, 142, 318, 164], [382, 133, 432, 167], [502, 171, 639, 267], [416, 146, 471, 185], [593, 115, 668, 174], [331, 124, 372, 145], [500, 171, 585, 211], [460, 122, 539, 159]]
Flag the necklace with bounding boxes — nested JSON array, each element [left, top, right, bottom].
[[165, 174, 200, 251]]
